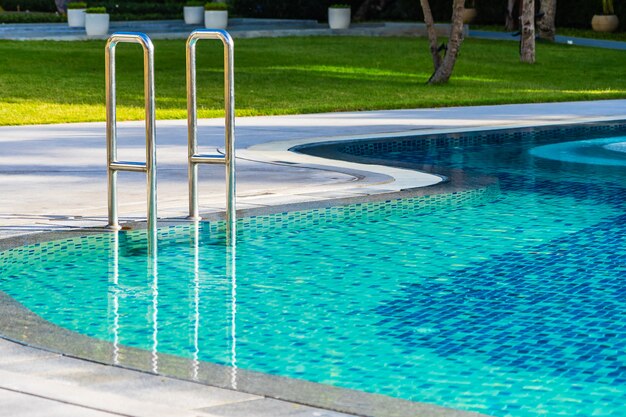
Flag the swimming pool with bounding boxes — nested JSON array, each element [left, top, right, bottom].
[[2, 121, 626, 417]]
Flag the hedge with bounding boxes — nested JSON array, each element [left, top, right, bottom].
[[0, 0, 56, 12], [232, 0, 624, 30], [0, 11, 64, 22], [0, 0, 623, 30], [0, 0, 184, 15], [232, 0, 362, 20], [471, 0, 625, 29], [91, 1, 183, 18]]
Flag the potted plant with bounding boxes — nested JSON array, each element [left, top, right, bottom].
[[85, 7, 109, 36], [67, 1, 87, 27], [463, 0, 477, 24], [204, 2, 228, 29], [328, 4, 351, 29], [592, 0, 619, 32], [184, 0, 204, 25]]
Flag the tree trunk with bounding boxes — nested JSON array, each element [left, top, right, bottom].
[[428, 0, 465, 84], [520, 0, 535, 63], [55, 0, 67, 14], [506, 0, 518, 31], [538, 0, 557, 41], [419, 0, 442, 71]]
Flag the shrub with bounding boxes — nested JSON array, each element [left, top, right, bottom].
[[186, 0, 203, 6], [204, 2, 228, 11], [85, 6, 106, 13], [67, 2, 87, 9]]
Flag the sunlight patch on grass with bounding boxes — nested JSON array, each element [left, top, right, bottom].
[[0, 102, 104, 126], [561, 89, 626, 95], [266, 65, 425, 79], [511, 89, 626, 95], [449, 75, 501, 83]]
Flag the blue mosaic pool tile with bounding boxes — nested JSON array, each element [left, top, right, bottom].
[[3, 122, 626, 417]]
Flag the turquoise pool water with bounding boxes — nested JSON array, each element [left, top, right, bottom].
[[2, 123, 626, 417]]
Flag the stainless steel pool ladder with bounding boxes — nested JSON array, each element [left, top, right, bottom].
[[105, 32, 157, 254], [186, 29, 236, 241]]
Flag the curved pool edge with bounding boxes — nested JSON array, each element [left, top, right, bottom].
[[242, 133, 444, 193], [0, 282, 491, 417], [241, 115, 626, 200]]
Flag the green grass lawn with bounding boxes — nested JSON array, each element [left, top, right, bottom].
[[0, 36, 625, 126]]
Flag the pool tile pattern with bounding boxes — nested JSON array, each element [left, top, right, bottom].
[[337, 122, 626, 159], [3, 121, 626, 417]]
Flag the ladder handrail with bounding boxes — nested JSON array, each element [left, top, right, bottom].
[[105, 32, 158, 255], [186, 29, 236, 244]]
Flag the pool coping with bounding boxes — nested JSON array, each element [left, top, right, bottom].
[[4, 115, 626, 417], [245, 114, 626, 163]]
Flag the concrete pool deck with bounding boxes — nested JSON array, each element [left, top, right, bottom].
[[2, 100, 626, 417], [3, 100, 626, 240], [0, 337, 354, 417]]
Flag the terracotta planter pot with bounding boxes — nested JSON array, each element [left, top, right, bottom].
[[205, 10, 228, 29], [591, 14, 619, 32], [85, 13, 109, 36], [328, 7, 351, 29], [184, 6, 204, 25], [462, 8, 477, 24], [67, 8, 86, 27]]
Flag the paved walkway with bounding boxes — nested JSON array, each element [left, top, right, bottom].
[[0, 18, 455, 41], [470, 29, 626, 50], [2, 17, 626, 51], [0, 337, 352, 417]]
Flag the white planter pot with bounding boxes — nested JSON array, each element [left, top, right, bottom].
[[591, 14, 619, 32], [184, 6, 204, 25], [85, 13, 110, 36], [462, 8, 477, 24], [205, 10, 228, 29], [328, 7, 351, 29], [67, 8, 86, 27]]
